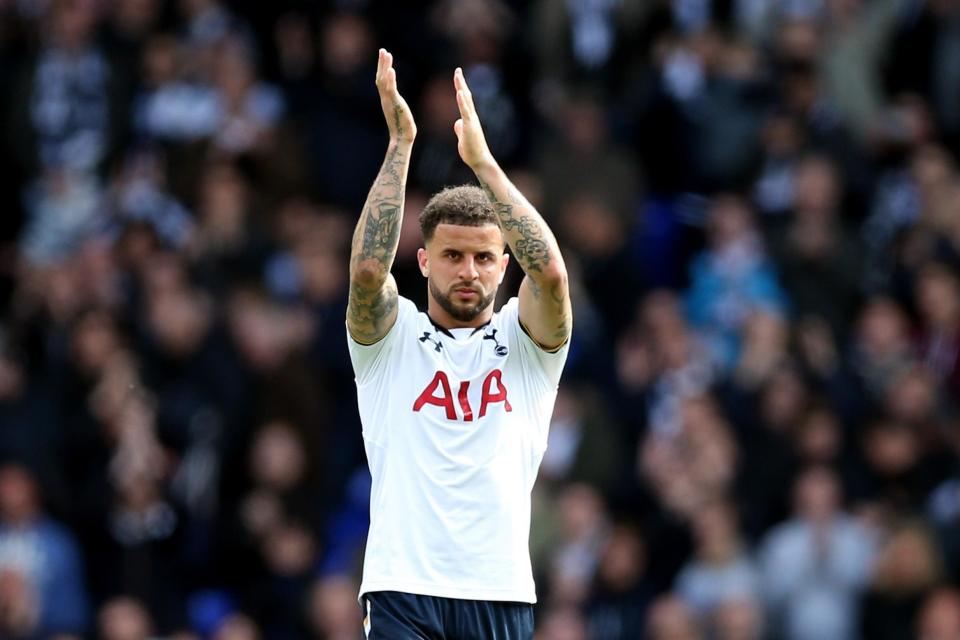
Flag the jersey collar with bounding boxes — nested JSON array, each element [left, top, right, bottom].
[[426, 312, 492, 339]]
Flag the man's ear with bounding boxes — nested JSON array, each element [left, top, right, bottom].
[[498, 253, 509, 284], [417, 247, 429, 277]]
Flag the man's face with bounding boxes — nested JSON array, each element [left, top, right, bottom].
[[418, 223, 509, 326], [0, 466, 38, 524]]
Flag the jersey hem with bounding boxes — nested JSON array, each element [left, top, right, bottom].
[[359, 579, 537, 605]]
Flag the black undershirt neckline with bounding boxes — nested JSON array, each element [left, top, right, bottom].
[[426, 312, 491, 339]]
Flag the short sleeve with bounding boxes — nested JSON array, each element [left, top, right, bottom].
[[347, 296, 418, 387], [499, 297, 569, 387]]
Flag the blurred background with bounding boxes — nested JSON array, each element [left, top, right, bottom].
[[2, 0, 960, 638]]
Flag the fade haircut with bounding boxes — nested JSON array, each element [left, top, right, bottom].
[[419, 185, 499, 242]]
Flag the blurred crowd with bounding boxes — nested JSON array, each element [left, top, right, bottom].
[[2, 0, 960, 638]]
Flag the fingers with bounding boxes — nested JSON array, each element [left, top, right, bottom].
[[454, 67, 476, 122], [376, 49, 396, 94]]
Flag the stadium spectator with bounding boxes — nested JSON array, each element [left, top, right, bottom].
[[674, 498, 759, 619], [645, 594, 703, 640], [534, 606, 588, 640], [0, 463, 89, 638], [545, 483, 610, 607], [914, 262, 960, 395], [97, 597, 156, 640], [305, 573, 361, 640], [711, 597, 764, 640], [860, 520, 945, 640], [771, 153, 862, 338], [758, 465, 877, 640], [584, 524, 652, 640], [685, 194, 788, 371], [916, 587, 960, 640]]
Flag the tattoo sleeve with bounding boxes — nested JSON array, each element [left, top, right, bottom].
[[477, 167, 572, 345], [477, 179, 552, 275], [347, 137, 411, 343]]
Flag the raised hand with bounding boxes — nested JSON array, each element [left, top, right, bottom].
[[453, 67, 494, 171], [376, 48, 416, 144]]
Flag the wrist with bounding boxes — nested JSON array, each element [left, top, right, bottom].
[[471, 155, 500, 179], [389, 136, 415, 149]]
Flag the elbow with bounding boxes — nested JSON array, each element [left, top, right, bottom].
[[350, 259, 387, 290], [540, 263, 568, 290]]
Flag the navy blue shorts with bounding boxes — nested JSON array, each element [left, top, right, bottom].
[[361, 591, 534, 639]]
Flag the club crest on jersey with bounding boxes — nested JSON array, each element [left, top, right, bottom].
[[483, 329, 508, 357]]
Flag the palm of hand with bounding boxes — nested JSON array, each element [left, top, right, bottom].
[[453, 68, 492, 170], [456, 120, 490, 168], [375, 49, 416, 143]]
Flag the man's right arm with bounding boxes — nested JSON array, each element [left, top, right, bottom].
[[347, 49, 416, 344]]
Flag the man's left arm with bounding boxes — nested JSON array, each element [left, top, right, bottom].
[[452, 68, 572, 350]]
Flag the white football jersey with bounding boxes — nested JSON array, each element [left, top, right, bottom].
[[348, 295, 568, 603]]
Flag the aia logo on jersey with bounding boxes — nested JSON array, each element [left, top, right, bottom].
[[412, 369, 511, 421]]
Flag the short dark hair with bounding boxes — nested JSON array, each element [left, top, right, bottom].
[[419, 185, 499, 242]]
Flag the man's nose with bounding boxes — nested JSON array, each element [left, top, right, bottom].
[[459, 257, 479, 280]]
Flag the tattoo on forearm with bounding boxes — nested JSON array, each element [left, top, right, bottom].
[[479, 175, 571, 343], [348, 121, 410, 336], [393, 105, 404, 139], [478, 180, 551, 273], [356, 145, 405, 268]]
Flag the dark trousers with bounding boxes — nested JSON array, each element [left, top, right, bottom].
[[362, 591, 535, 640]]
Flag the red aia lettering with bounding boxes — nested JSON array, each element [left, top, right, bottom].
[[457, 380, 473, 422], [412, 371, 456, 420], [412, 370, 511, 421], [479, 369, 512, 417]]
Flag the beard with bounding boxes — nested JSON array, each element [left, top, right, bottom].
[[429, 279, 496, 323]]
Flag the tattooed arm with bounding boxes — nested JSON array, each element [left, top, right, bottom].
[[452, 68, 571, 350], [347, 49, 416, 344]]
